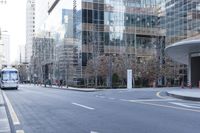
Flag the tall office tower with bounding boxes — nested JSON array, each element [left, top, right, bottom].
[[25, 0, 35, 63], [35, 0, 49, 34], [1, 31, 10, 65], [0, 29, 10, 68], [0, 28, 3, 68]]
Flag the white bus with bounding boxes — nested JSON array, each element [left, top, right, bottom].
[[0, 67, 19, 89]]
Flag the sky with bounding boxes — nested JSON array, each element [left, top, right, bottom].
[[0, 0, 26, 63]]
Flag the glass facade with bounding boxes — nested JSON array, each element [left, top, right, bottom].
[[32, 0, 166, 87], [164, 0, 200, 45], [80, 0, 165, 87], [163, 0, 200, 86]]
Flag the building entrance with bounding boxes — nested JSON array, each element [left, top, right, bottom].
[[191, 56, 200, 87]]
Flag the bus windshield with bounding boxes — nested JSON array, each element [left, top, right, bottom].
[[2, 71, 18, 81]]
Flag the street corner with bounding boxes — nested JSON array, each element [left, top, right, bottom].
[[167, 89, 200, 101]]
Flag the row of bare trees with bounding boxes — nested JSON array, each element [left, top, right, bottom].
[[84, 54, 177, 88]]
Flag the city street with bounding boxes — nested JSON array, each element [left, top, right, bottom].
[[2, 85, 200, 133]]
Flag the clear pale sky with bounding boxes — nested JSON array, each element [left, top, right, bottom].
[[0, 0, 26, 63]]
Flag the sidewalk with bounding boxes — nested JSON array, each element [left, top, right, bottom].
[[38, 84, 103, 92], [0, 90, 11, 133], [167, 88, 200, 101]]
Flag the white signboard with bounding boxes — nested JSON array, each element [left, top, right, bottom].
[[127, 69, 132, 89]]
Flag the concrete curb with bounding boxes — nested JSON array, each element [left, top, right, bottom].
[[0, 90, 11, 133], [37, 84, 103, 92], [166, 91, 200, 101]]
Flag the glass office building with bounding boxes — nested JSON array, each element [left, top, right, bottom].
[[164, 0, 200, 85], [164, 0, 200, 45], [35, 0, 165, 87], [80, 0, 165, 87]]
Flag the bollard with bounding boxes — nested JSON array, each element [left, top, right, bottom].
[[199, 81, 200, 89], [153, 81, 156, 88], [188, 83, 192, 89], [181, 81, 184, 89]]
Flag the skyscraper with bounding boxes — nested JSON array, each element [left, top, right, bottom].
[[0, 29, 10, 68], [25, 0, 35, 63]]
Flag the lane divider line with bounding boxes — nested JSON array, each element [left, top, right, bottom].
[[129, 99, 175, 102], [156, 91, 181, 101], [156, 91, 169, 99], [109, 97, 115, 100], [72, 103, 95, 110], [91, 131, 99, 133], [130, 100, 200, 113], [16, 130, 25, 133], [169, 102, 200, 109], [2, 91, 20, 125], [0, 129, 10, 133], [120, 99, 128, 102], [120, 99, 175, 102]]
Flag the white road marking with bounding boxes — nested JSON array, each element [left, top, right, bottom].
[[120, 99, 175, 102], [98, 96, 105, 98], [156, 91, 168, 99], [130, 99, 175, 102], [0, 129, 10, 133], [72, 103, 95, 110], [91, 131, 99, 133], [2, 91, 20, 125], [120, 99, 128, 101], [0, 118, 8, 122], [170, 102, 200, 109], [16, 130, 25, 133], [130, 100, 200, 113]]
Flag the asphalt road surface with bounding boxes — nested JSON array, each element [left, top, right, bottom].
[[3, 84, 200, 133]]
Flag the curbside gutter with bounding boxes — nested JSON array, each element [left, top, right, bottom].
[[0, 90, 11, 133], [166, 91, 200, 101]]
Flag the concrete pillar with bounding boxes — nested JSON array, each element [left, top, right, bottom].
[[187, 54, 191, 86]]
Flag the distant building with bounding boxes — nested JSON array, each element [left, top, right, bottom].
[[25, 0, 35, 63], [35, 0, 49, 34], [0, 33, 3, 69], [0, 29, 10, 68], [31, 34, 54, 84]]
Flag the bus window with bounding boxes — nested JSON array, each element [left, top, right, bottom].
[[2, 71, 18, 81], [2, 71, 9, 80], [10, 71, 18, 80]]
